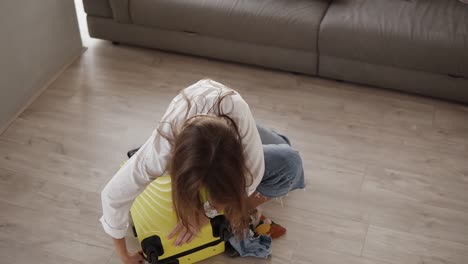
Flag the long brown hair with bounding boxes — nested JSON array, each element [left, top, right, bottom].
[[158, 86, 252, 237]]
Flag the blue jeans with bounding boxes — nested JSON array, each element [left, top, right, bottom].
[[255, 125, 305, 198]]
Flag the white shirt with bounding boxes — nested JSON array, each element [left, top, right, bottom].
[[100, 79, 265, 239]]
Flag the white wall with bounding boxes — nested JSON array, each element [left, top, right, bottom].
[[0, 0, 83, 131]]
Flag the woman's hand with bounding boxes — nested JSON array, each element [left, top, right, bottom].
[[167, 216, 210, 246], [122, 251, 144, 264], [167, 222, 197, 246], [113, 238, 144, 264]]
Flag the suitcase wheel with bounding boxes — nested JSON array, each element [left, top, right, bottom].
[[142, 236, 164, 264]]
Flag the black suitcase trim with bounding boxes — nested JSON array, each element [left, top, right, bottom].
[[143, 237, 224, 264], [159, 238, 224, 264]]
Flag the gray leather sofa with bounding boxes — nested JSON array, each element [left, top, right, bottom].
[[83, 0, 468, 103]]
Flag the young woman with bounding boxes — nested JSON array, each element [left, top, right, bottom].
[[100, 79, 305, 264]]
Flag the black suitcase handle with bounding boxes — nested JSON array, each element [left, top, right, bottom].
[[127, 147, 141, 158], [210, 215, 231, 241]]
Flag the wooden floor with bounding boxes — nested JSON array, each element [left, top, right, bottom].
[[2, 24, 468, 264]]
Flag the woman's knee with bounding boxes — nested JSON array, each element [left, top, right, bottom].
[[264, 144, 303, 173], [282, 147, 303, 175], [260, 144, 305, 197], [256, 124, 290, 145]]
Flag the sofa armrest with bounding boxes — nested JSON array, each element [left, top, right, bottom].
[[83, 0, 113, 18], [109, 0, 132, 23]]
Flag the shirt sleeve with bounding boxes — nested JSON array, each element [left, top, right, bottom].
[[100, 130, 170, 239], [224, 95, 265, 196]]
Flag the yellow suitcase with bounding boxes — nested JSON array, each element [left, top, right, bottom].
[[129, 174, 230, 264]]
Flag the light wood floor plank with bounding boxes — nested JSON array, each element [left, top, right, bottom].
[[0, 201, 114, 263], [363, 225, 468, 264], [262, 205, 368, 257]]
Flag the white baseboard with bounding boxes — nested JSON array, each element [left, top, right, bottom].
[[0, 47, 87, 136]]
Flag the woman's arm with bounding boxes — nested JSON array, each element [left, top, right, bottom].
[[101, 131, 171, 262], [114, 238, 144, 264], [223, 94, 265, 196]]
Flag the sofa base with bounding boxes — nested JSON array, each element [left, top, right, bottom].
[[86, 16, 468, 104], [319, 55, 468, 104], [87, 16, 318, 75]]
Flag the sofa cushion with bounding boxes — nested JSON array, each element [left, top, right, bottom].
[[319, 0, 468, 78], [130, 0, 331, 52], [83, 0, 113, 18], [109, 0, 131, 23]]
